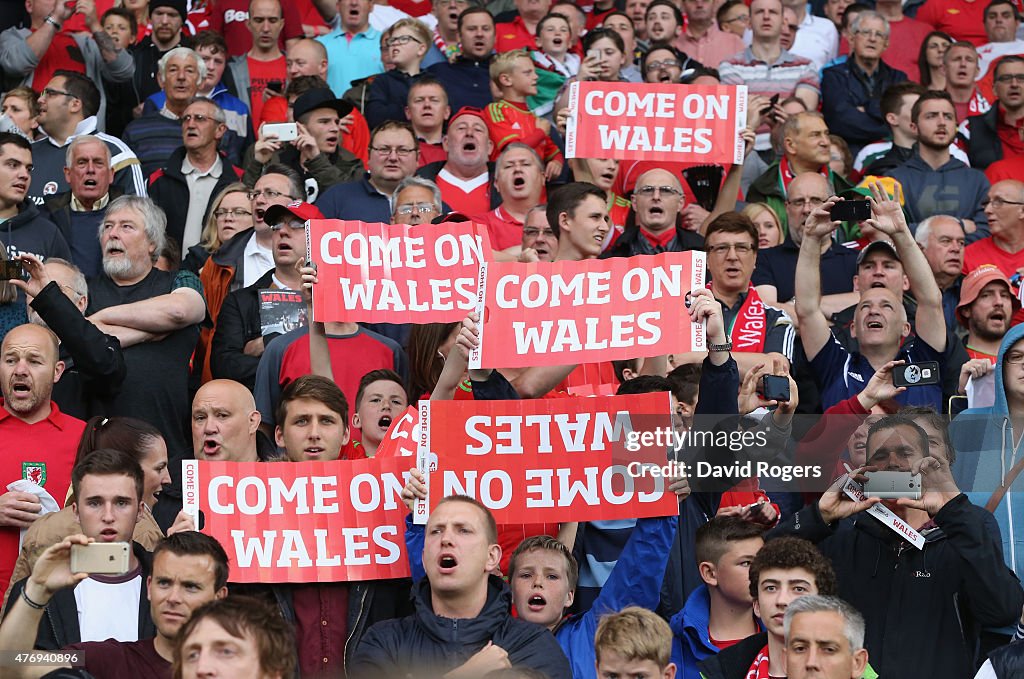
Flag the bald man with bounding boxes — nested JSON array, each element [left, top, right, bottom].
[[191, 379, 270, 462], [964, 180, 1024, 280], [604, 168, 705, 258], [0, 324, 87, 603]]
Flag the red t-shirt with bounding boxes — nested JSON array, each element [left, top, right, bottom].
[[32, 32, 86, 94], [915, 0, 1022, 46], [248, 55, 287, 129], [966, 346, 998, 364], [475, 205, 525, 251], [418, 141, 448, 167], [0, 402, 86, 604], [987, 155, 1024, 184], [389, 0, 433, 16], [436, 168, 492, 215], [885, 17, 933, 82], [208, 0, 305, 56], [495, 16, 538, 53], [964, 237, 1024, 278]]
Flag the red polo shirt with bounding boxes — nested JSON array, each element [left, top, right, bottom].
[[0, 401, 86, 603], [496, 16, 538, 53], [475, 205, 524, 251]]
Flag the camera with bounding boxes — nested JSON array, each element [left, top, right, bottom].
[[0, 260, 24, 281], [758, 375, 790, 402], [892, 362, 940, 388]]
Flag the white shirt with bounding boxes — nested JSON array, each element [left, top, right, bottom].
[[977, 39, 1024, 79], [75, 573, 142, 642], [181, 155, 224, 256], [242, 231, 274, 287], [791, 12, 839, 71]]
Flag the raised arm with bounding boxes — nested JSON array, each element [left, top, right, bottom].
[[794, 197, 843, 360]]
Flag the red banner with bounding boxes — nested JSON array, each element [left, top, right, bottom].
[[468, 252, 707, 369], [375, 406, 420, 458], [306, 219, 493, 323], [565, 82, 748, 165], [182, 458, 411, 583], [413, 394, 678, 525]]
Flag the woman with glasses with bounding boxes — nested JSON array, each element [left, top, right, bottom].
[[182, 183, 254, 273], [365, 18, 433, 129]]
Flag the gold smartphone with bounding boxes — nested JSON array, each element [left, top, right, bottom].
[[70, 542, 131, 575]]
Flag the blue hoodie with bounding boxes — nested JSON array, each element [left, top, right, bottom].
[[951, 322, 1024, 580], [669, 585, 763, 679]]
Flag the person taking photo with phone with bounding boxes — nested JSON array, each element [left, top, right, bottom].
[[794, 180, 947, 411]]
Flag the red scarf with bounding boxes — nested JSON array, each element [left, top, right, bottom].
[[745, 645, 772, 679], [728, 285, 768, 352], [779, 156, 829, 195], [433, 28, 460, 63]]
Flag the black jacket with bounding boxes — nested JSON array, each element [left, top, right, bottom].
[[30, 281, 126, 420], [769, 495, 1024, 678], [987, 640, 1024, 678], [3, 542, 155, 650], [697, 632, 768, 679], [601, 221, 704, 259], [964, 104, 1003, 170], [147, 146, 244, 250], [1, 201, 71, 263], [349, 575, 572, 679], [210, 269, 276, 391]]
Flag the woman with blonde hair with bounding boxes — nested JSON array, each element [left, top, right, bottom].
[[742, 202, 784, 249], [569, 157, 632, 250], [182, 182, 253, 273]]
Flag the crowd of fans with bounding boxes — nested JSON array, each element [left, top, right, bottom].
[[0, 0, 1024, 676]]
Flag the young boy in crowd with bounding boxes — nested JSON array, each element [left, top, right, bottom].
[[698, 537, 843, 679], [485, 50, 564, 180], [347, 369, 409, 459], [594, 606, 678, 679], [671, 516, 766, 676]]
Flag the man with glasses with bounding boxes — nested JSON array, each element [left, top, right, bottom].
[[318, 121, 420, 222], [149, 98, 245, 257], [717, 0, 749, 37], [520, 205, 557, 261], [963, 56, 1024, 169], [821, 12, 907, 156], [964, 181, 1024, 290], [604, 168, 704, 258], [391, 176, 442, 225], [678, 212, 794, 375], [640, 44, 704, 85], [28, 72, 145, 206], [211, 201, 317, 389]]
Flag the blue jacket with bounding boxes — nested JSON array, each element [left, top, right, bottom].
[[670, 585, 761, 679], [885, 151, 990, 243], [365, 70, 429, 130], [821, 58, 907, 153], [951, 322, 1024, 580]]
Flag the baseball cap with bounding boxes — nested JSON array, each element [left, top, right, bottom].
[[448, 106, 488, 128], [956, 264, 1021, 326], [856, 239, 900, 266], [264, 200, 325, 228], [292, 88, 354, 123]]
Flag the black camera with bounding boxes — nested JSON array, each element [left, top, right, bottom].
[[758, 375, 791, 402]]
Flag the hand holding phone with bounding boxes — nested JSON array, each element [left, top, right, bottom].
[[70, 542, 131, 575], [830, 200, 871, 222], [863, 471, 922, 500]]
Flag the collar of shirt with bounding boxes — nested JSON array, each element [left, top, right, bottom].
[[742, 46, 795, 67], [182, 155, 224, 179], [71, 193, 110, 212], [0, 399, 67, 428], [44, 116, 99, 148], [243, 231, 272, 260], [641, 226, 677, 249], [159, 106, 180, 121]]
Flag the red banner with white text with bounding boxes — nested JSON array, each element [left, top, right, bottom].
[[413, 394, 678, 525], [182, 458, 411, 583], [306, 219, 493, 324], [565, 81, 748, 165], [468, 252, 707, 369]]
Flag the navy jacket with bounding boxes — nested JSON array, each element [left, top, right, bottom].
[[821, 58, 907, 152], [365, 69, 429, 129], [963, 104, 1003, 170], [349, 575, 571, 679], [315, 174, 393, 223], [426, 56, 494, 111]]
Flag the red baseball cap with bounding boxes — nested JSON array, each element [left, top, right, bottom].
[[263, 200, 325, 227], [956, 264, 1021, 327], [448, 106, 488, 129]]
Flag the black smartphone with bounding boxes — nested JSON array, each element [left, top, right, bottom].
[[266, 80, 283, 94], [892, 362, 940, 388], [760, 93, 780, 116], [758, 375, 791, 402], [830, 200, 871, 222], [0, 260, 24, 281]]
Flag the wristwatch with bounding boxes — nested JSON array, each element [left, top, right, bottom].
[[44, 15, 61, 29], [708, 341, 733, 352]]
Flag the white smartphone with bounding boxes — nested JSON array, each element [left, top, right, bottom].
[[263, 122, 298, 142], [863, 471, 922, 500], [587, 48, 602, 61], [70, 542, 131, 575]]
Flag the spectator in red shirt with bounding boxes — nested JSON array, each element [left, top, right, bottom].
[[474, 142, 545, 255], [417, 106, 495, 215], [497, 0, 552, 52], [964, 179, 1024, 277], [0, 323, 86, 604], [943, 41, 991, 122], [406, 77, 451, 167], [226, 0, 288, 127]]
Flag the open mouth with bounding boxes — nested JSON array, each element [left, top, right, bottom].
[[552, 37, 564, 47], [203, 439, 221, 456], [866, 320, 884, 329], [462, 141, 477, 152], [528, 594, 547, 608], [438, 554, 458, 572], [378, 415, 392, 429], [648, 206, 664, 216], [83, 179, 98, 188], [869, 281, 886, 288], [600, 170, 615, 182], [99, 528, 119, 541], [105, 244, 125, 256], [512, 176, 526, 189], [11, 381, 30, 396], [304, 447, 325, 458]]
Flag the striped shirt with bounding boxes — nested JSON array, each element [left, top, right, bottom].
[[718, 47, 820, 101]]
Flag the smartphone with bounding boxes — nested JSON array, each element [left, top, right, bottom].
[[266, 80, 283, 94], [0, 260, 24, 281], [587, 48, 602, 61], [760, 93, 780, 116], [863, 471, 922, 499], [892, 361, 940, 388], [758, 374, 790, 402], [70, 542, 131, 575], [263, 122, 298, 142], [830, 200, 872, 222]]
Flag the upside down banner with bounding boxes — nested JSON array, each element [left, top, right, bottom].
[[182, 458, 412, 583]]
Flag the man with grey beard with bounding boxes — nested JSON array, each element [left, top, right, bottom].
[[85, 195, 206, 530], [9, 254, 125, 420]]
